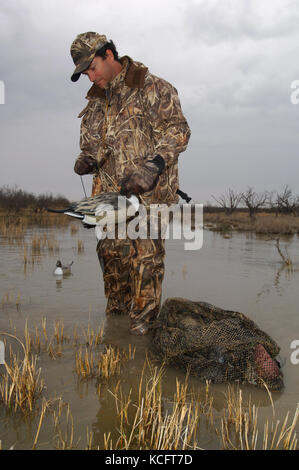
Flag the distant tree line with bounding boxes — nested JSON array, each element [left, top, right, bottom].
[[209, 185, 299, 217], [0, 185, 71, 212]]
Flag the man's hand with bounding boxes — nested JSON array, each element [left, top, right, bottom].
[[120, 155, 165, 198], [74, 156, 98, 175]]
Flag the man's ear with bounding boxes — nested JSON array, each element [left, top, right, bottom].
[[105, 49, 114, 61]]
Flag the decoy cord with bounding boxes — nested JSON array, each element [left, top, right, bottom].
[[80, 175, 87, 199]]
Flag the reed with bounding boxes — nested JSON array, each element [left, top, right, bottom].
[[0, 211, 72, 232], [104, 360, 210, 450], [30, 234, 60, 256], [70, 224, 79, 235], [0, 332, 45, 414], [1, 290, 21, 311], [82, 320, 105, 347], [46, 236, 60, 254], [98, 345, 135, 379], [31, 236, 42, 255], [9, 318, 105, 361], [77, 240, 84, 253], [102, 361, 298, 451], [75, 344, 135, 381], [53, 319, 69, 345], [219, 385, 299, 450], [72, 325, 79, 346], [32, 398, 51, 449], [204, 210, 299, 235], [85, 428, 94, 450], [1, 290, 13, 306], [23, 243, 28, 266], [15, 293, 21, 311], [0, 217, 26, 243], [52, 399, 77, 450], [41, 317, 48, 343]]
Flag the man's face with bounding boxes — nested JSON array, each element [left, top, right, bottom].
[[82, 51, 116, 89]]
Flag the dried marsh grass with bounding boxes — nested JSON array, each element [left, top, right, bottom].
[[3, 318, 106, 364], [0, 219, 26, 243], [77, 240, 84, 253], [30, 234, 59, 256], [1, 290, 21, 311], [204, 211, 299, 235], [70, 224, 79, 235], [81, 321, 105, 347], [101, 361, 298, 451], [103, 361, 212, 450], [52, 399, 77, 449], [0, 332, 45, 414], [219, 385, 298, 450], [75, 344, 135, 381]]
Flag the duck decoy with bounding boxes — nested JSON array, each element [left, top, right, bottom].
[[47, 192, 139, 228], [53, 260, 73, 276]]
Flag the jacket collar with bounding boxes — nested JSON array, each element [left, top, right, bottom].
[[86, 56, 148, 100]]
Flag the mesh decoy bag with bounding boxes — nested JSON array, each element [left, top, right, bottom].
[[151, 298, 284, 391]]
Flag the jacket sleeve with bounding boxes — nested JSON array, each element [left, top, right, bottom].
[[75, 102, 98, 169], [142, 74, 191, 167]]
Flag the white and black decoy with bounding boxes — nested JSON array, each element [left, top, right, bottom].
[[53, 260, 73, 276]]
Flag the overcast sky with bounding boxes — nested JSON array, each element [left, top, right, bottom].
[[1, 0, 299, 204]]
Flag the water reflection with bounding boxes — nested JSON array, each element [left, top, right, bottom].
[[54, 272, 74, 291], [55, 276, 63, 290], [257, 263, 299, 298]]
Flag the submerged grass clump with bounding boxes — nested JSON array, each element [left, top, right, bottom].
[[75, 344, 135, 381], [103, 361, 212, 450], [0, 217, 27, 244], [0, 333, 45, 415], [52, 399, 77, 450], [81, 321, 105, 347], [31, 234, 60, 255], [219, 385, 298, 450]]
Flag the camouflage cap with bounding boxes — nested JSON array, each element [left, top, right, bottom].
[[70, 32, 108, 82]]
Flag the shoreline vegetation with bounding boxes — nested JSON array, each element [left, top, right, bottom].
[[203, 210, 299, 236], [203, 185, 299, 236]]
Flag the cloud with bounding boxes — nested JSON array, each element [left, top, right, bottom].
[[184, 0, 299, 45], [1, 0, 299, 203]]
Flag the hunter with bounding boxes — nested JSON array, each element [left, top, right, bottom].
[[70, 32, 191, 335]]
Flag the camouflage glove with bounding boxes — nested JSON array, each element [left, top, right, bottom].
[[120, 155, 165, 198], [74, 155, 98, 175]]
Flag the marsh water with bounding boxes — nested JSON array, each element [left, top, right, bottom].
[[0, 220, 298, 450]]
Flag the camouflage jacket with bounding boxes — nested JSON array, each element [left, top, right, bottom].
[[76, 56, 191, 205]]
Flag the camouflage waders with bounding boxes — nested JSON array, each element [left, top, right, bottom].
[[97, 236, 165, 330]]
